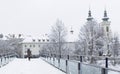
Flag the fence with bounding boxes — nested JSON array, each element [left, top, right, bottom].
[[41, 54, 120, 74], [0, 54, 16, 67]]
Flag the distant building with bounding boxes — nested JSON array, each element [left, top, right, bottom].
[[21, 36, 49, 58]]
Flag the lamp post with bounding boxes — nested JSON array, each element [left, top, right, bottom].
[[69, 26, 74, 55], [58, 32, 61, 59]]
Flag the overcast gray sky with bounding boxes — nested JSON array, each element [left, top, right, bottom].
[[0, 0, 119, 37]]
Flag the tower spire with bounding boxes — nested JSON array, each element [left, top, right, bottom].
[[88, 10, 92, 17], [102, 9, 109, 21], [104, 10, 107, 17], [87, 8, 93, 21]]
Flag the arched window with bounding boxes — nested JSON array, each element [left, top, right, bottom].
[[106, 26, 109, 32]]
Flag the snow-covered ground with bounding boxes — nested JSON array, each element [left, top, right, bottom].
[[0, 58, 65, 74]]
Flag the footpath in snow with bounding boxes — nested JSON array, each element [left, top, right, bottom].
[[0, 58, 65, 74]]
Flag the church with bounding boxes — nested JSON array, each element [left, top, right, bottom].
[[86, 9, 112, 56]]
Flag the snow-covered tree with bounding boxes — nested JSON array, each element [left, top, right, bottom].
[[49, 19, 67, 56], [111, 34, 120, 57], [78, 19, 102, 56], [5, 34, 24, 57], [108, 34, 120, 65]]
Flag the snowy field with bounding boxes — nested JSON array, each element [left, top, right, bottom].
[[0, 58, 65, 74]]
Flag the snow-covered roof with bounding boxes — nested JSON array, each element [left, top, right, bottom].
[[22, 34, 49, 43]]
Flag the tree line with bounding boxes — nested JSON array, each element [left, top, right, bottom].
[[0, 34, 23, 57], [41, 19, 120, 65]]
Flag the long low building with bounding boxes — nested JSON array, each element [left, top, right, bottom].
[[21, 38, 49, 58]]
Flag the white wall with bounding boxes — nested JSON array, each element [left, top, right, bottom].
[[22, 42, 42, 57]]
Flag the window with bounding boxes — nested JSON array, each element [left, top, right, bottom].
[[30, 45, 32, 47], [43, 39, 45, 42], [33, 39, 35, 42], [107, 45, 109, 49], [106, 26, 109, 32], [33, 45, 35, 47], [47, 39, 49, 42], [25, 45, 27, 47], [38, 39, 41, 42], [38, 45, 40, 47]]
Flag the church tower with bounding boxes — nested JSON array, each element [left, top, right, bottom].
[[101, 10, 111, 38], [101, 10, 111, 56]]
